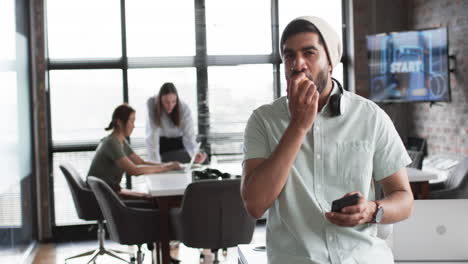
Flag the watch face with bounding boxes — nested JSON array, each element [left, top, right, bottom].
[[375, 206, 384, 223]]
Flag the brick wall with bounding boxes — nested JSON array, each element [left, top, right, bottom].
[[408, 0, 468, 156], [352, 0, 468, 156], [353, 0, 411, 141]]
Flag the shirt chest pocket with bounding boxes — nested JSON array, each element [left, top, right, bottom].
[[337, 140, 373, 191]]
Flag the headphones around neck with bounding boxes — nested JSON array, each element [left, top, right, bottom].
[[329, 77, 344, 117]]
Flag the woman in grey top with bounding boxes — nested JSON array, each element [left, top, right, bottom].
[[88, 104, 181, 200], [145, 82, 207, 163]]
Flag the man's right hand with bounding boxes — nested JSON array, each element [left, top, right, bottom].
[[242, 75, 320, 219], [287, 73, 319, 133]]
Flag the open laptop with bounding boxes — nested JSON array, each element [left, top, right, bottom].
[[170, 142, 201, 173], [393, 199, 468, 262]]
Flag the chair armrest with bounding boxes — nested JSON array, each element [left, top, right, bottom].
[[125, 206, 159, 215], [123, 206, 160, 229], [429, 182, 446, 191], [123, 200, 156, 209], [428, 188, 461, 199]]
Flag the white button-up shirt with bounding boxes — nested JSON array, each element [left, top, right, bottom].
[[243, 84, 411, 264], [145, 97, 197, 162]]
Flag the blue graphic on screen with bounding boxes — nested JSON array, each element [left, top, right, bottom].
[[367, 28, 450, 102]]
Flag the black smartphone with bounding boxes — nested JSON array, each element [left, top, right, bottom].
[[331, 193, 360, 212]]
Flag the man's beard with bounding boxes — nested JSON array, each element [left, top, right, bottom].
[[311, 67, 329, 94], [290, 66, 329, 94], [314, 69, 328, 93]]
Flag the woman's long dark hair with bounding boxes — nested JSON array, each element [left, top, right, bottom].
[[105, 103, 135, 131], [154, 82, 181, 127]]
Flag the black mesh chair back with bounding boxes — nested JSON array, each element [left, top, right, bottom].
[[60, 164, 135, 263], [59, 163, 102, 221], [429, 157, 468, 199], [444, 157, 468, 190], [170, 179, 256, 249], [87, 176, 161, 246]]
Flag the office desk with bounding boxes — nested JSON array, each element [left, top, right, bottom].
[[396, 262, 468, 264], [144, 164, 434, 263], [238, 245, 468, 264], [144, 170, 192, 264], [407, 167, 438, 199], [144, 163, 242, 264], [238, 244, 267, 264]]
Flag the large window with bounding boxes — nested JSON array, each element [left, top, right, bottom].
[[205, 0, 271, 55], [46, 0, 121, 59], [208, 64, 274, 133], [128, 68, 198, 141], [46, 0, 345, 226], [49, 70, 123, 145], [0, 0, 34, 259], [0, 0, 15, 61], [0, 73, 21, 226], [126, 1, 196, 57]]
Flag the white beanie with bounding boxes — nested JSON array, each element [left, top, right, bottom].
[[281, 16, 343, 69]]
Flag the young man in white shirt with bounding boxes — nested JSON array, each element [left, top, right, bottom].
[[241, 16, 414, 264]]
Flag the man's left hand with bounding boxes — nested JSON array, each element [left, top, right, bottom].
[[325, 192, 377, 227]]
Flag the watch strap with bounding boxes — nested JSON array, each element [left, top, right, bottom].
[[371, 200, 383, 223]]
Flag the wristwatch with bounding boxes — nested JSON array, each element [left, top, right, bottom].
[[371, 200, 384, 223]]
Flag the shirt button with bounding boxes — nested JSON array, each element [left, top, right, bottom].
[[317, 154, 321, 160], [315, 126, 320, 131], [329, 235, 333, 241]]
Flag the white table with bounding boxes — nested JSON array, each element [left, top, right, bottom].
[[406, 167, 438, 199], [238, 245, 468, 264], [407, 167, 438, 182], [144, 170, 192, 196], [238, 244, 267, 264], [143, 160, 242, 196], [142, 165, 437, 264], [144, 164, 241, 264], [142, 170, 195, 264], [142, 166, 436, 195]]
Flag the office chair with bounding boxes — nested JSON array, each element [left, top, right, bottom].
[[405, 137, 427, 169], [170, 179, 256, 263], [428, 157, 468, 199], [87, 176, 162, 264], [59, 163, 134, 263]]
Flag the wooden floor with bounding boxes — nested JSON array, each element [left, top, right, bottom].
[[31, 224, 265, 264]]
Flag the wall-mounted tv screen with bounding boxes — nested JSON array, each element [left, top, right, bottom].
[[367, 27, 450, 102]]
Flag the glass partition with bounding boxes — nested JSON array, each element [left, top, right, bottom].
[[0, 0, 34, 260]]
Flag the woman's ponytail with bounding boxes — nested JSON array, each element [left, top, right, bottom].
[[104, 120, 114, 131], [105, 104, 135, 132]]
